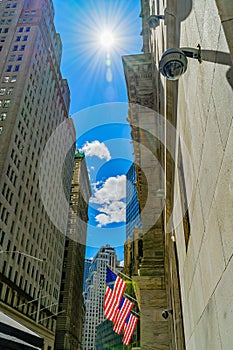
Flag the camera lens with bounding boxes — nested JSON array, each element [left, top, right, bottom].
[[159, 48, 188, 80], [163, 61, 184, 80]]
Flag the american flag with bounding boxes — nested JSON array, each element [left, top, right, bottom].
[[104, 267, 127, 321], [113, 296, 134, 334], [123, 313, 138, 346]]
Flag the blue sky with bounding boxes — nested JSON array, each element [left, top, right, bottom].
[[53, 0, 142, 260]]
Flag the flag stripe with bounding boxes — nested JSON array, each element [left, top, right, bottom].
[[123, 314, 138, 346], [104, 268, 127, 322], [113, 297, 134, 334]]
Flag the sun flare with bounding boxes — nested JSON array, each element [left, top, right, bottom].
[[99, 30, 115, 49]]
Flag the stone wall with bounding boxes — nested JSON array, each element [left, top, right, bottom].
[[173, 1, 233, 349]]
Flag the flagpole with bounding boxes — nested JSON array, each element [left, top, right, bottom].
[[124, 292, 138, 304], [131, 309, 140, 318]]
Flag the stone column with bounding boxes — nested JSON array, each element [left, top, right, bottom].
[[133, 276, 169, 350], [132, 228, 170, 349]]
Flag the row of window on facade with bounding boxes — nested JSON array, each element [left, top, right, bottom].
[[2, 3, 17, 9], [0, 34, 28, 42], [0, 282, 55, 333], [1, 10, 15, 16], [0, 44, 25, 51], [0, 18, 28, 132], [0, 239, 58, 303], [0, 26, 29, 34]]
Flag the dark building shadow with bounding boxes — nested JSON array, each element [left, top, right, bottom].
[[202, 50, 233, 90]]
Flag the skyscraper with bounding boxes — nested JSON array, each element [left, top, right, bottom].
[[83, 258, 92, 292], [0, 0, 75, 348], [55, 151, 91, 350], [126, 163, 142, 240], [82, 245, 118, 350]]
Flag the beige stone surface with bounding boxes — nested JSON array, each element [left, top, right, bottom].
[[214, 256, 233, 350], [176, 3, 233, 348], [189, 295, 222, 350], [193, 0, 207, 41], [202, 0, 222, 50], [199, 199, 226, 306], [188, 185, 205, 262], [188, 261, 205, 332], [214, 121, 233, 264], [198, 96, 224, 230], [124, 1, 233, 349], [211, 64, 233, 148]]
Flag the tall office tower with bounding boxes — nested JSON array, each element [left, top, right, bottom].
[[95, 319, 123, 350], [0, 0, 75, 348], [126, 163, 142, 240], [55, 151, 91, 350], [82, 245, 118, 350], [83, 258, 92, 292]]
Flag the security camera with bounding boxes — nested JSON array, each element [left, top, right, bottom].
[[159, 45, 202, 80], [159, 48, 188, 80], [147, 15, 165, 29], [162, 309, 173, 319]]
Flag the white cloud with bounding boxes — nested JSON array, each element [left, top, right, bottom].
[[91, 175, 126, 227], [119, 260, 124, 267], [91, 175, 126, 205], [81, 140, 111, 161]]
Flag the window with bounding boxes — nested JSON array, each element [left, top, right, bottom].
[[13, 45, 18, 51], [9, 11, 15, 16], [0, 113, 7, 121], [4, 28, 9, 33], [16, 36, 21, 41], [17, 55, 22, 61], [7, 88, 13, 95], [20, 45, 25, 51], [11, 76, 17, 82], [3, 99, 10, 107], [18, 27, 23, 33], [3, 76, 10, 83], [0, 127, 3, 135], [12, 3, 17, 8], [23, 36, 28, 41], [3, 12, 8, 17], [6, 65, 12, 72], [26, 27, 30, 32], [0, 88, 6, 95], [0, 230, 5, 246], [9, 55, 15, 61], [0, 36, 6, 42], [0, 46, 2, 52]]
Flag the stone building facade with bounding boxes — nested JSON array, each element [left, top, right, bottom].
[[0, 0, 75, 348], [123, 0, 233, 349], [55, 151, 91, 350]]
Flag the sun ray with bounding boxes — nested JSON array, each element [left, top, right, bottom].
[[54, 0, 141, 111]]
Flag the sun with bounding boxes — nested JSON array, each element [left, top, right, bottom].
[[99, 30, 115, 50]]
